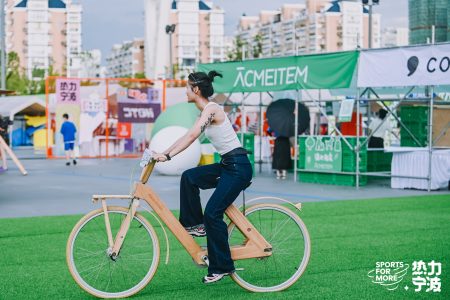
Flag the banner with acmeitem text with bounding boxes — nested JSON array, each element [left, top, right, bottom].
[[198, 51, 359, 93], [357, 43, 450, 87]]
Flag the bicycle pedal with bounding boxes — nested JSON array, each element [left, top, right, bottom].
[[192, 258, 208, 269], [235, 268, 244, 271], [202, 255, 210, 266]]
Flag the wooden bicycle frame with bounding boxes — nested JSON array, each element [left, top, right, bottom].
[[96, 160, 273, 265]]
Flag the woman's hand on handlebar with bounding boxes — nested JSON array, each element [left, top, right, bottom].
[[152, 152, 168, 162]]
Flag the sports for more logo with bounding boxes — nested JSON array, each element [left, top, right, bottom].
[[368, 260, 442, 293], [368, 262, 409, 291]]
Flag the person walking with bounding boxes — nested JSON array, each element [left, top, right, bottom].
[[272, 135, 292, 179], [60, 113, 77, 166], [153, 71, 252, 284]]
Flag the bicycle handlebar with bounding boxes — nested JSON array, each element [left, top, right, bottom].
[[140, 149, 156, 184]]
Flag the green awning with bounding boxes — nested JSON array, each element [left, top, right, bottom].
[[198, 51, 359, 93]]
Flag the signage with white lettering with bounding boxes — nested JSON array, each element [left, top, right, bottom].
[[199, 51, 358, 93], [118, 103, 161, 123]]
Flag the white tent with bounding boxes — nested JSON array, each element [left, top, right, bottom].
[[0, 95, 46, 146], [0, 95, 45, 121]]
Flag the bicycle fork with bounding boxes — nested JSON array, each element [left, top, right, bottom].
[[101, 198, 140, 260]]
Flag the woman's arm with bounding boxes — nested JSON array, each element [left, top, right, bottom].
[[153, 106, 216, 162], [162, 118, 200, 155]]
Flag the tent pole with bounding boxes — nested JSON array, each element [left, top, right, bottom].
[[105, 79, 110, 158], [259, 92, 263, 173], [241, 92, 245, 144], [427, 86, 434, 192], [317, 89, 321, 135], [0, 135, 27, 175], [45, 77, 49, 158], [294, 90, 299, 182], [356, 88, 360, 189]]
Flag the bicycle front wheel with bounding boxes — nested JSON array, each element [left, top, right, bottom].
[[228, 203, 310, 292], [66, 206, 160, 298]]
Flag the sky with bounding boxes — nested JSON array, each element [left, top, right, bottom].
[[81, 0, 409, 63]]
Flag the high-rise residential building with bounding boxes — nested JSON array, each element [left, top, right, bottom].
[[5, 0, 82, 78], [235, 0, 380, 59], [409, 0, 449, 45], [106, 39, 145, 78], [381, 27, 409, 48], [76, 49, 103, 78], [144, 0, 225, 79]]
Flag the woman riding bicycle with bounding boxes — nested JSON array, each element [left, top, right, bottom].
[[153, 71, 252, 284]]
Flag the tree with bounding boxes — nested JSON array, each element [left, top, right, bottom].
[[5, 51, 28, 94], [252, 34, 263, 58], [226, 36, 247, 61], [134, 72, 146, 79], [226, 35, 264, 61]]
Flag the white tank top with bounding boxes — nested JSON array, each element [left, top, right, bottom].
[[203, 102, 242, 155]]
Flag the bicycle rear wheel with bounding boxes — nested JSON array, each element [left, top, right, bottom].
[[66, 206, 160, 298], [228, 203, 310, 292]]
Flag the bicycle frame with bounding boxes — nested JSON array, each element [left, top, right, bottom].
[[95, 160, 273, 266]]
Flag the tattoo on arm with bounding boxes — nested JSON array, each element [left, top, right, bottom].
[[200, 113, 215, 133]]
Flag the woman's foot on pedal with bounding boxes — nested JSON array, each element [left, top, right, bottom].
[[202, 271, 233, 284], [185, 224, 206, 237]]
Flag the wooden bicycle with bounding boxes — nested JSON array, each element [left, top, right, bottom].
[[66, 152, 311, 298]]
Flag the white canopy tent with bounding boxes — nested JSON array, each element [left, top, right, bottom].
[[0, 95, 46, 146], [0, 95, 45, 121]]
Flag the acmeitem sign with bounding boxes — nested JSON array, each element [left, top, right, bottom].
[[198, 51, 358, 93]]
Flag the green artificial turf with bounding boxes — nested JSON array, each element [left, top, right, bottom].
[[0, 195, 449, 299]]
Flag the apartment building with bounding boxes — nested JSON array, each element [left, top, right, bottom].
[[236, 0, 381, 59], [6, 0, 82, 78], [106, 39, 145, 78], [144, 0, 225, 79]]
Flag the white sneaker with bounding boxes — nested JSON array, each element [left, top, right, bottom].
[[185, 224, 206, 237], [276, 170, 281, 179], [202, 271, 233, 284]]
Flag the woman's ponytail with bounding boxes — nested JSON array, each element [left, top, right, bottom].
[[207, 71, 223, 82]]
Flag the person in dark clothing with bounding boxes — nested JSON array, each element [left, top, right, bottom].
[[0, 114, 9, 171], [60, 113, 77, 166], [368, 108, 391, 148], [272, 136, 292, 179], [0, 114, 11, 145]]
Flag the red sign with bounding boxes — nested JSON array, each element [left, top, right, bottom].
[[117, 122, 132, 139]]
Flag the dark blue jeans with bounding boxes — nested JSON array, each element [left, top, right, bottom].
[[179, 154, 252, 274]]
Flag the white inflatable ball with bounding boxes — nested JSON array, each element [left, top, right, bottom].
[[149, 126, 201, 175]]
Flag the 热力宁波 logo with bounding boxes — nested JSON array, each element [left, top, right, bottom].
[[368, 260, 442, 293]]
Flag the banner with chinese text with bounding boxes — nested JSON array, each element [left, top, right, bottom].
[[304, 136, 342, 171]]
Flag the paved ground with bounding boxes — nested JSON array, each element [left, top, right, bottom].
[[0, 157, 449, 218]]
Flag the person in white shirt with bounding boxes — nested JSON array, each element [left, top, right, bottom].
[[153, 71, 252, 284], [368, 109, 391, 148]]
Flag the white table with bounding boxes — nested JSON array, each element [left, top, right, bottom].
[[387, 147, 450, 190]]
